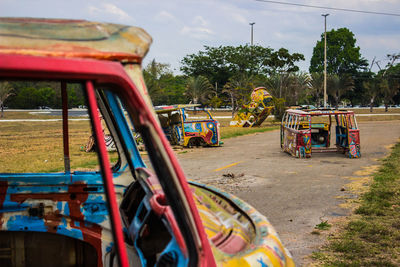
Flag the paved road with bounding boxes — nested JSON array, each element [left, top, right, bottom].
[[176, 120, 400, 266]]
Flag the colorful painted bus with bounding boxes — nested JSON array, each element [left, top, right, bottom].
[[281, 109, 360, 158]]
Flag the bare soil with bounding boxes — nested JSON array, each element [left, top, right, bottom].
[[175, 120, 400, 266]]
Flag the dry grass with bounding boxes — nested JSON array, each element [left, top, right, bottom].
[[356, 115, 400, 122], [221, 125, 279, 139], [0, 120, 119, 173], [349, 107, 400, 114], [0, 111, 85, 120]]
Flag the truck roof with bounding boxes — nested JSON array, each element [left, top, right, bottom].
[[0, 17, 152, 63]]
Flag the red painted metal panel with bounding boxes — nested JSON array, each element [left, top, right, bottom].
[[61, 82, 70, 173], [85, 81, 129, 267]]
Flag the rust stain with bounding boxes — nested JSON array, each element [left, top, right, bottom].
[[9, 182, 103, 266]]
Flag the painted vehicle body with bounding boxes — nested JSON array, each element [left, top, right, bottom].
[[0, 18, 294, 266], [156, 105, 220, 147], [280, 109, 360, 158], [230, 87, 273, 127]]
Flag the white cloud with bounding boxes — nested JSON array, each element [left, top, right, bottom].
[[231, 13, 248, 25], [180, 26, 215, 39], [155, 11, 177, 22], [193, 16, 208, 27], [179, 15, 215, 39], [88, 3, 133, 23]]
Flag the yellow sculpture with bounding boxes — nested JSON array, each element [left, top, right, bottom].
[[230, 87, 274, 127]]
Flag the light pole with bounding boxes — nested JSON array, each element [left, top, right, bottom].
[[249, 22, 255, 45], [322, 14, 329, 108]]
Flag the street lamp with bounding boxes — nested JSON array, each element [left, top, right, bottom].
[[321, 14, 329, 108], [249, 22, 255, 46]]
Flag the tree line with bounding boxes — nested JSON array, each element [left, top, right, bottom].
[[0, 81, 85, 110], [144, 27, 400, 115], [1, 27, 399, 114]]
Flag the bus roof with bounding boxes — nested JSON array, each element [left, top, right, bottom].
[[155, 104, 201, 114], [285, 108, 355, 116]]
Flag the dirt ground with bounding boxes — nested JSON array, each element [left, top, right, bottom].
[[175, 120, 400, 266]]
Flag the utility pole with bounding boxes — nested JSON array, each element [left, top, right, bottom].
[[249, 22, 255, 45], [322, 14, 329, 108]]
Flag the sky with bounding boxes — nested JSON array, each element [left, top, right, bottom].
[[1, 0, 399, 74]]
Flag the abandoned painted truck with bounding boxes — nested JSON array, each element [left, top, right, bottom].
[[156, 105, 221, 147], [280, 108, 360, 158], [0, 18, 294, 266]]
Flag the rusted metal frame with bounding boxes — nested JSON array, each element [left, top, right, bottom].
[[328, 114, 332, 147], [85, 81, 129, 267], [307, 114, 312, 155], [179, 109, 186, 144], [346, 114, 351, 154], [353, 114, 359, 129], [61, 81, 71, 173], [280, 113, 286, 148]]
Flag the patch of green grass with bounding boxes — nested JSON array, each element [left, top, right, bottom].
[[221, 126, 279, 139], [314, 142, 400, 266], [315, 220, 332, 230], [311, 251, 326, 260]]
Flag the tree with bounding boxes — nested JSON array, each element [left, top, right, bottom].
[[208, 96, 223, 109], [309, 28, 368, 75], [184, 76, 213, 106], [348, 71, 374, 106], [0, 81, 14, 117], [272, 97, 286, 121], [309, 73, 324, 106], [222, 74, 254, 117], [286, 72, 311, 106], [266, 72, 310, 106], [266, 72, 289, 99], [143, 59, 174, 105], [159, 75, 187, 104], [363, 76, 383, 112], [327, 74, 354, 109], [181, 45, 304, 87], [380, 54, 400, 111]]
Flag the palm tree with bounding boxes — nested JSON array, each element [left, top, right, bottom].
[[267, 72, 311, 106], [380, 78, 393, 112], [265, 73, 281, 98], [222, 74, 253, 117], [286, 72, 311, 105], [266, 72, 290, 99], [381, 62, 400, 112], [327, 74, 354, 109], [143, 59, 172, 105], [185, 76, 213, 106], [310, 73, 324, 107], [363, 77, 381, 113], [0, 81, 14, 117]]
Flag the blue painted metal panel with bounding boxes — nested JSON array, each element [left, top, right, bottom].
[[105, 90, 145, 169]]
